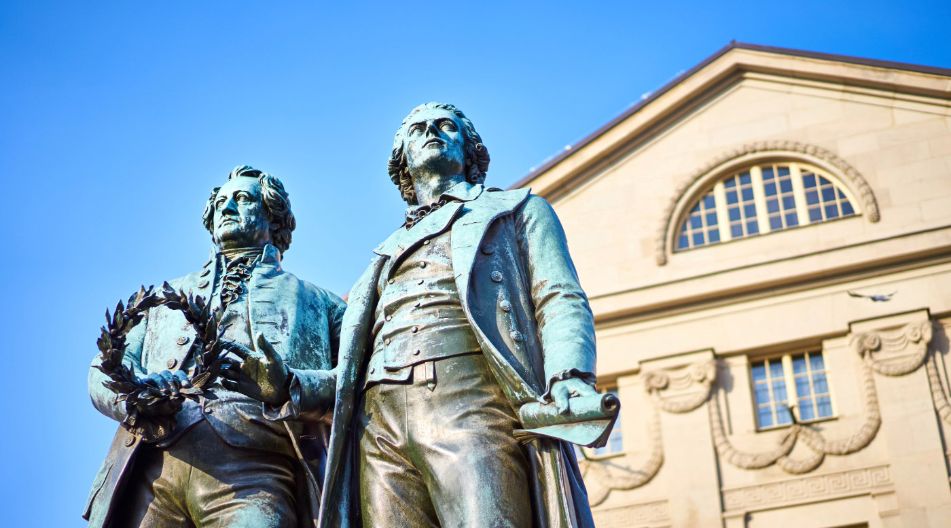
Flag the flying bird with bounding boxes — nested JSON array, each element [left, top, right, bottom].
[[847, 290, 896, 302]]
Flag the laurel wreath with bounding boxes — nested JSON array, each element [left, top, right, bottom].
[[94, 282, 230, 441]]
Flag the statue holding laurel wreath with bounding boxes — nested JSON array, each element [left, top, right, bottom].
[[84, 165, 346, 528]]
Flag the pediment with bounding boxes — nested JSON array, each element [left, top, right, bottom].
[[516, 43, 951, 200]]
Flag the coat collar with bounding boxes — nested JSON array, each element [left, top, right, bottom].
[[373, 183, 484, 258], [205, 243, 282, 272]]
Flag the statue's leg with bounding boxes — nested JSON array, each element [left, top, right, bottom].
[[357, 382, 440, 528], [174, 421, 298, 528], [410, 355, 532, 528], [109, 440, 195, 527]]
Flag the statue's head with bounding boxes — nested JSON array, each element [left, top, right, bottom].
[[201, 165, 296, 254], [387, 102, 490, 205]]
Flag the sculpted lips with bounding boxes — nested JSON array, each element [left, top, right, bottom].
[[423, 138, 444, 148]]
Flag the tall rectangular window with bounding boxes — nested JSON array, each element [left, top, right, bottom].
[[751, 351, 833, 429]]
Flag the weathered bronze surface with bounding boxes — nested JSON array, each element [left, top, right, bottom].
[[86, 106, 618, 528], [85, 166, 346, 528], [306, 103, 617, 527]]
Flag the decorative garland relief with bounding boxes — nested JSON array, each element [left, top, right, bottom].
[[582, 320, 945, 506]]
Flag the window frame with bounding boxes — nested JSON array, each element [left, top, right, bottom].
[[748, 349, 837, 431], [673, 160, 861, 253]]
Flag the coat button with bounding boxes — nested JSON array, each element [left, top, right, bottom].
[[198, 280, 209, 288], [411, 326, 419, 333], [123, 434, 136, 447], [481, 245, 495, 255], [385, 315, 392, 322], [491, 271, 503, 283], [423, 240, 431, 245], [388, 279, 395, 285], [176, 336, 189, 346], [510, 330, 524, 342], [419, 261, 427, 268], [167, 358, 178, 369], [500, 300, 512, 312], [384, 338, 391, 345]]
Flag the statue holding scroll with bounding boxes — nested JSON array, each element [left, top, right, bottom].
[[310, 102, 618, 527]]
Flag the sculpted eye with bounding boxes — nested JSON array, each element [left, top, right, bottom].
[[408, 124, 423, 135], [440, 121, 457, 131]]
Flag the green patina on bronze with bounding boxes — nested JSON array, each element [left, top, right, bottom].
[[86, 104, 618, 528], [307, 103, 618, 528], [86, 166, 346, 528]]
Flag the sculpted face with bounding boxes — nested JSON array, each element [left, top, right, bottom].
[[402, 107, 466, 179], [212, 176, 271, 250]]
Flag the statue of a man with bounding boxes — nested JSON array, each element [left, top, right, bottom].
[[84, 166, 346, 528], [314, 103, 601, 527]]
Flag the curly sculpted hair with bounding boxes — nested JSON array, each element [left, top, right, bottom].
[[201, 165, 296, 253], [387, 102, 491, 205]]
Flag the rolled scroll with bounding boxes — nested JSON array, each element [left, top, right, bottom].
[[515, 392, 620, 447]]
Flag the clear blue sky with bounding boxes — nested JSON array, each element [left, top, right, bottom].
[[1, 1, 948, 525]]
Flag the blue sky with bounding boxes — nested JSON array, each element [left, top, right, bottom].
[[1, 1, 949, 525]]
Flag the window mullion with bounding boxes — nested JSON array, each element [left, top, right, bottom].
[[764, 359, 777, 426], [750, 165, 771, 234], [790, 164, 810, 225], [782, 354, 796, 421], [713, 181, 732, 242], [806, 352, 823, 419]]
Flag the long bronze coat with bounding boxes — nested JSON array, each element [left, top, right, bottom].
[[311, 185, 597, 528], [84, 245, 346, 528]]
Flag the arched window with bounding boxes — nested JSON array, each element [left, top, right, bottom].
[[675, 162, 858, 251]]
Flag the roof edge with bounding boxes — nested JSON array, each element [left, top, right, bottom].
[[512, 41, 951, 190]]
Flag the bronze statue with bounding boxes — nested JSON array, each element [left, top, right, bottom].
[[85, 166, 346, 528], [306, 103, 613, 527]]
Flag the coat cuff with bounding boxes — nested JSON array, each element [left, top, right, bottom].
[[262, 368, 335, 422], [541, 368, 597, 402]]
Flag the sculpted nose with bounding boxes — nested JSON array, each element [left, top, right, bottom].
[[424, 121, 440, 136], [220, 198, 238, 215]]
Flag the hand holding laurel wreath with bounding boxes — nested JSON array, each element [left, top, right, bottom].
[[135, 370, 193, 417], [94, 283, 231, 442]]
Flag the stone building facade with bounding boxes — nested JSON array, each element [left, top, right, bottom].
[[517, 43, 951, 527]]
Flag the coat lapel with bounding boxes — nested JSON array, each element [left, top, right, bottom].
[[451, 188, 531, 303], [320, 254, 386, 527], [246, 245, 287, 358], [374, 201, 465, 267]]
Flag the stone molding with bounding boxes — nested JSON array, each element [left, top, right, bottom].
[[580, 360, 713, 505], [655, 140, 880, 265], [580, 398, 664, 506], [709, 354, 882, 475], [721, 465, 893, 512], [591, 499, 671, 528], [644, 360, 716, 413], [584, 320, 943, 508], [853, 320, 932, 376], [710, 321, 935, 475]]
